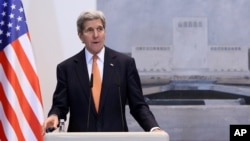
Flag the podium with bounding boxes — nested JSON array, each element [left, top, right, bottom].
[[44, 132, 169, 141]]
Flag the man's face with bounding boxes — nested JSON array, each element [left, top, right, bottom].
[[79, 19, 105, 54]]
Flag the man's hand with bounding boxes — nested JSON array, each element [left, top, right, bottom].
[[42, 115, 59, 135], [151, 127, 165, 132]]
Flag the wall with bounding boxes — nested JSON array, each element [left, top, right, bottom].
[[22, 0, 96, 118], [22, 0, 250, 120]]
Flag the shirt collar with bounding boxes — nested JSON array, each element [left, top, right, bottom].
[[85, 47, 105, 63]]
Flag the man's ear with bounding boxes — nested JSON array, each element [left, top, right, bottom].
[[78, 32, 84, 43]]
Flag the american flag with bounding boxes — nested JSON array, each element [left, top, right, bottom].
[[0, 0, 44, 140]]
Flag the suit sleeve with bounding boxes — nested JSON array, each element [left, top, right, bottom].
[[48, 64, 69, 120], [126, 58, 159, 131]]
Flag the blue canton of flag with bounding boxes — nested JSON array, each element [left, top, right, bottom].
[[0, 0, 28, 50]]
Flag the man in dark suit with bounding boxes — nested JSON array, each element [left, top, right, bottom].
[[43, 10, 162, 133]]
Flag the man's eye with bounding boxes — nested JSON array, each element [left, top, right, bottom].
[[97, 27, 104, 32], [85, 28, 94, 33]]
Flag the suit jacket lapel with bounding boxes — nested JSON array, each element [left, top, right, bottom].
[[73, 49, 94, 112], [99, 47, 117, 113]]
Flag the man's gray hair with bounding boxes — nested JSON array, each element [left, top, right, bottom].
[[77, 10, 106, 34]]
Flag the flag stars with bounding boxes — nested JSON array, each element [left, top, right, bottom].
[[1, 11, 6, 16], [2, 2, 7, 7], [8, 22, 12, 28], [1, 1, 29, 48], [16, 25, 20, 31], [0, 21, 4, 26], [11, 4, 16, 10], [19, 7, 24, 13], [9, 13, 14, 19], [17, 16, 22, 22], [6, 32, 10, 37]]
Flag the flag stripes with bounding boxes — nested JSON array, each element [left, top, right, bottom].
[[0, 54, 37, 140], [0, 118, 8, 141], [9, 34, 43, 121], [0, 84, 24, 141], [0, 34, 43, 140]]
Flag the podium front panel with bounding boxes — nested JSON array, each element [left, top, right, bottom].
[[44, 132, 169, 141]]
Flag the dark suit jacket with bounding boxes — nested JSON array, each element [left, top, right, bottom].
[[48, 46, 159, 132]]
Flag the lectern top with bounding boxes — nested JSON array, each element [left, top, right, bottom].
[[44, 132, 169, 141]]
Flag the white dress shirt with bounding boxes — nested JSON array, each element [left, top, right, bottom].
[[85, 47, 105, 81]]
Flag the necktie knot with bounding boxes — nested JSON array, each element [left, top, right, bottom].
[[93, 55, 98, 62]]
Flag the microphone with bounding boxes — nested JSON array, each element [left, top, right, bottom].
[[115, 67, 125, 131], [90, 73, 93, 88], [117, 72, 125, 130], [87, 73, 93, 130], [46, 127, 55, 133]]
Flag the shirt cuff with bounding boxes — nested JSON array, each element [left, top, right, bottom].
[[150, 127, 161, 132]]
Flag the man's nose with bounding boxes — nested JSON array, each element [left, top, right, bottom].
[[93, 30, 99, 38]]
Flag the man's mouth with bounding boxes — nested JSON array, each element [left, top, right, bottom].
[[92, 41, 99, 44]]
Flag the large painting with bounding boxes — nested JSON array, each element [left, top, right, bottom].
[[97, 0, 250, 102]]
